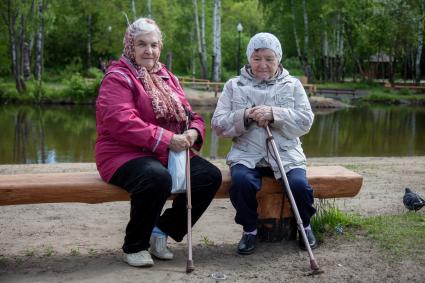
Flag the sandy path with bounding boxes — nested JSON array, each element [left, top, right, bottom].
[[0, 157, 424, 282]]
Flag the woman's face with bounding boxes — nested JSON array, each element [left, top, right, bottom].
[[134, 32, 161, 70], [250, 48, 279, 80]]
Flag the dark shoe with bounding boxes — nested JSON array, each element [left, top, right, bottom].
[[237, 234, 256, 255], [299, 229, 318, 250]]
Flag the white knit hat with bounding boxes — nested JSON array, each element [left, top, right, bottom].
[[246, 32, 282, 63]]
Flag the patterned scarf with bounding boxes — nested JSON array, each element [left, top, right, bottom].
[[123, 27, 187, 124]]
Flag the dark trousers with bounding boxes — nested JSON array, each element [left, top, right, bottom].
[[229, 164, 316, 232], [109, 155, 222, 254]]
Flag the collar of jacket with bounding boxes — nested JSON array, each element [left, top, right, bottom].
[[119, 55, 171, 80]]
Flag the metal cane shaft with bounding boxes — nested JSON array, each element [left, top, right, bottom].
[[265, 126, 318, 269], [185, 147, 194, 272]]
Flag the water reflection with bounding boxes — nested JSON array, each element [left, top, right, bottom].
[[302, 106, 425, 157], [0, 105, 424, 164], [0, 105, 96, 164]]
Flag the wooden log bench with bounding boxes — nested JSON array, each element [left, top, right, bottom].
[[0, 165, 362, 242]]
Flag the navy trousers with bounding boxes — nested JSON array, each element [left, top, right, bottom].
[[229, 164, 316, 232], [109, 155, 221, 254]]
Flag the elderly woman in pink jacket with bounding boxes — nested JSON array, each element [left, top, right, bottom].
[[95, 18, 221, 267]]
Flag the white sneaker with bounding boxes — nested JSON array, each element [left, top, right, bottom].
[[149, 235, 174, 260], [124, 250, 154, 267]]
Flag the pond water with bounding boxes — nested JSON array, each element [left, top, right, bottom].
[[0, 104, 424, 164]]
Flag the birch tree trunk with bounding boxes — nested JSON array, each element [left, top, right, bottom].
[[193, 0, 207, 78], [23, 0, 35, 81], [292, 0, 313, 81], [335, 12, 345, 81], [11, 25, 26, 92], [87, 14, 92, 69], [416, 0, 424, 84], [147, 0, 151, 18], [211, 0, 221, 82], [302, 0, 309, 57], [201, 0, 207, 79], [1, 0, 26, 92], [34, 0, 44, 81], [301, 0, 314, 82], [322, 29, 329, 81], [19, 7, 26, 82], [23, 41, 31, 80], [290, 0, 302, 58], [131, 0, 136, 20], [191, 29, 196, 77]]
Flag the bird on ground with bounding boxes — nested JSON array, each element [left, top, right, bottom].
[[403, 188, 425, 211]]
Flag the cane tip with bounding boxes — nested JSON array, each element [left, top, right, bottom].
[[186, 261, 195, 273], [310, 259, 321, 271], [308, 259, 324, 275]]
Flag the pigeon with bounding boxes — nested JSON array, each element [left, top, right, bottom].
[[403, 188, 425, 211]]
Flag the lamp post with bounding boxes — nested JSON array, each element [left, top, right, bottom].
[[236, 22, 243, 75]]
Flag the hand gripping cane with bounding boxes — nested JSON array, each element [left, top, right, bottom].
[[265, 125, 320, 272], [185, 111, 195, 273]]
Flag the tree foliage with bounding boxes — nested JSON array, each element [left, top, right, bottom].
[[0, 0, 424, 90]]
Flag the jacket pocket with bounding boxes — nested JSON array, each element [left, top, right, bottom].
[[275, 84, 295, 108], [232, 139, 249, 152], [231, 86, 249, 110], [231, 96, 247, 110], [278, 138, 298, 151]]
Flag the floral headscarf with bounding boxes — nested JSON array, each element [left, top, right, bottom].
[[123, 18, 187, 124]]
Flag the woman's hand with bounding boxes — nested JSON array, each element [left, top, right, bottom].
[[248, 106, 274, 127], [184, 129, 199, 147], [169, 134, 191, 152]]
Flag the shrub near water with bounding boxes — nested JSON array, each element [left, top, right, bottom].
[[63, 73, 89, 101], [63, 72, 101, 102]]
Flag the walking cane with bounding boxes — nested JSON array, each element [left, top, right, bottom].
[[185, 112, 195, 273], [264, 125, 320, 272]]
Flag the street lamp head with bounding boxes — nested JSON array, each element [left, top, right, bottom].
[[237, 23, 243, 33]]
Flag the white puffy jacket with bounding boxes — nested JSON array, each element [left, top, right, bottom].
[[211, 66, 314, 178]]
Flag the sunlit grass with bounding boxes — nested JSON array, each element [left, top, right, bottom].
[[361, 212, 425, 257], [311, 200, 425, 259], [311, 200, 362, 243]]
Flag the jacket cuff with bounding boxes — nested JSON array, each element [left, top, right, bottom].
[[234, 108, 248, 133], [152, 127, 174, 153]]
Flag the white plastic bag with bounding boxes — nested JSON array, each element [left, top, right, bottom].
[[168, 150, 187, 194]]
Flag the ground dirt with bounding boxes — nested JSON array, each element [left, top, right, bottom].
[[0, 156, 424, 282]]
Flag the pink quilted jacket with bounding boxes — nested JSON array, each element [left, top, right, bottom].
[[95, 57, 205, 182]]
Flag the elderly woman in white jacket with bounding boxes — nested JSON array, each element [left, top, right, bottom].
[[212, 32, 317, 255]]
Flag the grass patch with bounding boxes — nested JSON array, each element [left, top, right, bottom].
[[311, 200, 362, 243], [317, 81, 381, 89], [201, 235, 215, 246], [0, 73, 101, 104], [0, 255, 7, 265], [360, 88, 425, 105], [24, 248, 37, 257], [70, 248, 81, 256], [360, 212, 425, 258], [311, 200, 425, 259], [43, 246, 55, 257]]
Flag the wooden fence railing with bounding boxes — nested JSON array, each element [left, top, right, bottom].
[[179, 76, 317, 96]]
